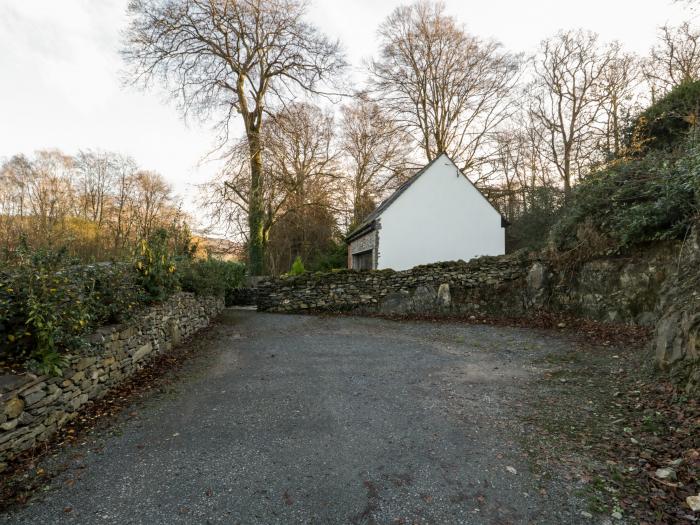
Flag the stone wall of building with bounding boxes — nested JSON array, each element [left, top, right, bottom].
[[347, 229, 378, 270], [0, 292, 224, 469]]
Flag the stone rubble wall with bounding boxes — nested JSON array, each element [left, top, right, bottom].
[[653, 222, 700, 393], [542, 242, 681, 325], [257, 243, 680, 325], [0, 292, 223, 469], [257, 253, 533, 317], [257, 238, 699, 393]]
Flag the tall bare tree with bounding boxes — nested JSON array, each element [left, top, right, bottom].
[[369, 1, 519, 172], [123, 0, 345, 274], [75, 150, 118, 241], [0, 155, 34, 251], [599, 47, 642, 158], [265, 103, 341, 212], [133, 170, 173, 240], [644, 22, 700, 99], [264, 103, 341, 272], [529, 30, 614, 200], [110, 155, 138, 252], [339, 97, 411, 225], [204, 102, 341, 273], [28, 150, 75, 243]]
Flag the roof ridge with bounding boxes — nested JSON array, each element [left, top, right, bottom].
[[345, 153, 505, 242]]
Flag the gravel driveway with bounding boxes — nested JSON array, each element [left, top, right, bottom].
[[4, 309, 591, 524]]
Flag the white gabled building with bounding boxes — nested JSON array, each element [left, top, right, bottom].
[[346, 153, 507, 271]]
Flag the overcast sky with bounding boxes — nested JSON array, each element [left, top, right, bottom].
[[0, 0, 693, 226]]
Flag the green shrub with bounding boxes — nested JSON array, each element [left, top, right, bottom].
[[83, 263, 143, 325], [133, 229, 179, 302], [178, 259, 246, 305], [289, 256, 306, 276], [0, 240, 156, 373], [0, 247, 88, 373], [308, 241, 348, 271], [629, 80, 700, 154], [551, 141, 700, 251]]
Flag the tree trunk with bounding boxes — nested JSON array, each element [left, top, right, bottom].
[[247, 131, 265, 275], [563, 174, 572, 203], [563, 145, 572, 203]]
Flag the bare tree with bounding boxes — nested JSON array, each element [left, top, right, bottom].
[[339, 97, 412, 225], [110, 155, 138, 252], [529, 30, 614, 200], [489, 129, 526, 222], [644, 22, 700, 99], [75, 151, 118, 244], [123, 0, 346, 274], [28, 150, 75, 243], [264, 103, 341, 272], [0, 155, 34, 251], [204, 102, 341, 273], [369, 1, 519, 172], [265, 103, 341, 212], [133, 170, 172, 239], [599, 47, 642, 158]]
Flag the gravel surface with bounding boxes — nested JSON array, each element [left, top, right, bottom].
[[4, 309, 592, 524]]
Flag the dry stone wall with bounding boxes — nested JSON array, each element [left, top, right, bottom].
[[257, 238, 700, 393], [257, 244, 680, 325], [544, 242, 681, 325], [0, 292, 223, 469], [257, 254, 533, 316], [653, 222, 700, 393]]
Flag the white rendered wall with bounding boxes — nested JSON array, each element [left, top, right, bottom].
[[377, 154, 505, 271]]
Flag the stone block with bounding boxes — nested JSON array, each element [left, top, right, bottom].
[[22, 388, 46, 406], [4, 397, 24, 418], [437, 283, 451, 308], [69, 393, 89, 410], [75, 357, 96, 371], [131, 343, 153, 363], [1, 419, 18, 431], [0, 425, 32, 446], [31, 389, 62, 409], [17, 411, 35, 425], [119, 326, 136, 340]]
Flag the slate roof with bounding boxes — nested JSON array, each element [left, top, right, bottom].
[[345, 153, 506, 243]]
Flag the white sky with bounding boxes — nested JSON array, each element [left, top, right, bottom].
[[0, 0, 693, 229]]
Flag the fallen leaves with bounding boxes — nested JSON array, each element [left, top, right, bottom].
[[522, 334, 700, 525], [352, 310, 653, 350], [0, 323, 221, 511]]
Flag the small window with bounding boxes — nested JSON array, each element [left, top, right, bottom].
[[352, 250, 374, 270]]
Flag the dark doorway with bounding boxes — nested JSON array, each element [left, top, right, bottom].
[[352, 250, 374, 270]]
